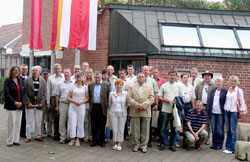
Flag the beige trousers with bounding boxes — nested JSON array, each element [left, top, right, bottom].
[[59, 102, 70, 141], [131, 117, 150, 149], [184, 130, 208, 146], [110, 115, 126, 142], [6, 110, 22, 144]]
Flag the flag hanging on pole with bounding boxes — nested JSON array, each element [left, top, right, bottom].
[[29, 0, 43, 50], [51, 0, 98, 50]]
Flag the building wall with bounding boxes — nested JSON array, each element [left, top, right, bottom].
[[149, 58, 250, 122]]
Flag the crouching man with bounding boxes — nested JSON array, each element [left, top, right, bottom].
[[184, 100, 208, 150]]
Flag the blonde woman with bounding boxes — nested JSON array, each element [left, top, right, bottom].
[[67, 72, 89, 146], [83, 68, 94, 142], [109, 79, 128, 151], [223, 75, 246, 154]]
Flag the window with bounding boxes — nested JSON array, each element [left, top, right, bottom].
[[199, 28, 239, 49], [162, 26, 200, 47], [237, 30, 250, 49]]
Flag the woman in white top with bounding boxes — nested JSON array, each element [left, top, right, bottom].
[[67, 72, 89, 146], [223, 75, 246, 154], [109, 79, 128, 151]]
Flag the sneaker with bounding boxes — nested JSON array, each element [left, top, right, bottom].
[[117, 146, 122, 151], [112, 144, 118, 150], [175, 143, 180, 148], [223, 150, 233, 154]]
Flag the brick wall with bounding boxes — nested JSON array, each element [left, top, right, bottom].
[[149, 58, 250, 123], [22, 0, 110, 72]]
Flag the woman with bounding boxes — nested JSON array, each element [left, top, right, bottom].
[[207, 77, 227, 150], [67, 72, 89, 146], [83, 68, 94, 142], [3, 66, 26, 147], [223, 75, 246, 154], [109, 79, 127, 151]]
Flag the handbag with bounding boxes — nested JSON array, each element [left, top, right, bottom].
[[173, 104, 182, 131], [151, 110, 159, 128]]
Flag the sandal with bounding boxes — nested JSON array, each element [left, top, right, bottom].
[[68, 140, 75, 146], [75, 140, 80, 147]]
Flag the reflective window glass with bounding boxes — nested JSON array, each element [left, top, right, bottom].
[[237, 30, 250, 49]]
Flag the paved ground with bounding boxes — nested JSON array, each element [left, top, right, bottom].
[[0, 105, 240, 162]]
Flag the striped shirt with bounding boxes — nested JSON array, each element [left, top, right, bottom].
[[186, 109, 207, 132], [33, 78, 40, 97]]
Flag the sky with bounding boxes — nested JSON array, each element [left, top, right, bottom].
[[0, 0, 224, 27]]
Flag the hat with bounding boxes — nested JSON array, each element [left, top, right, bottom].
[[42, 69, 50, 74], [202, 71, 213, 79]]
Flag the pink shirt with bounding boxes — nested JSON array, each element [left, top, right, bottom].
[[155, 77, 166, 89]]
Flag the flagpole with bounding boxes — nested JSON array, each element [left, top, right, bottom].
[[75, 48, 80, 65], [29, 49, 34, 77], [51, 50, 56, 75]]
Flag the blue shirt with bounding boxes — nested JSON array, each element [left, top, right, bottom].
[[186, 109, 207, 132], [93, 82, 102, 103]]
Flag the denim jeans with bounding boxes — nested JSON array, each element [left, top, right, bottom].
[[105, 127, 110, 140], [160, 112, 176, 147], [224, 111, 238, 152], [211, 113, 224, 149]]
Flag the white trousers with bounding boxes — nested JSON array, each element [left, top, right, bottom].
[[59, 102, 70, 141], [110, 115, 127, 142], [6, 110, 22, 144], [26, 108, 43, 139], [68, 104, 86, 138]]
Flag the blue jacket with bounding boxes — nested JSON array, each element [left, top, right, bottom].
[[207, 87, 227, 117]]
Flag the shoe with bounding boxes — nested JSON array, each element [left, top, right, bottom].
[[53, 136, 60, 141], [175, 143, 180, 148], [223, 150, 233, 154], [195, 143, 201, 150], [48, 133, 54, 138], [112, 144, 118, 150], [141, 147, 147, 153], [35, 137, 44, 142], [90, 142, 97, 147], [169, 146, 176, 152], [75, 140, 80, 147], [210, 146, 216, 149], [124, 136, 130, 140], [147, 143, 152, 147], [132, 146, 139, 152], [159, 144, 165, 151], [83, 138, 88, 142], [205, 140, 210, 145], [25, 138, 31, 143], [117, 146, 122, 151], [59, 140, 65, 144], [68, 140, 75, 146], [13, 143, 20, 146], [214, 146, 222, 150], [6, 144, 13, 147], [100, 143, 105, 147]]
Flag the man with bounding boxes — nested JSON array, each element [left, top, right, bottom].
[[184, 100, 208, 150], [128, 73, 154, 153], [71, 65, 81, 83], [20, 64, 29, 138], [158, 71, 182, 152], [47, 64, 65, 140], [188, 68, 203, 88], [153, 68, 166, 89], [142, 65, 159, 147], [107, 65, 118, 84], [195, 71, 216, 145], [25, 66, 47, 142], [56, 69, 74, 144], [82, 62, 89, 72], [88, 72, 110, 147], [126, 64, 137, 86], [181, 73, 196, 113], [41, 69, 50, 136], [148, 65, 154, 78]]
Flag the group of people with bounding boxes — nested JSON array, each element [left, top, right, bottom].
[[3, 63, 247, 154]]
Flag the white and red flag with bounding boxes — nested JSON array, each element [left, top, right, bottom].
[[51, 0, 98, 50]]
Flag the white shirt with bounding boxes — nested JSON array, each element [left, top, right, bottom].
[[126, 75, 137, 86], [115, 96, 122, 112], [212, 90, 221, 114], [181, 82, 196, 103], [55, 80, 74, 102], [202, 85, 208, 104], [224, 92, 234, 112], [47, 74, 65, 104]]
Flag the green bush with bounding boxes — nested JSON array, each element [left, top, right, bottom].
[[0, 77, 6, 104]]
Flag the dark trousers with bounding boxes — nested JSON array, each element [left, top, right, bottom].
[[20, 108, 26, 137], [160, 112, 176, 147], [91, 103, 107, 144], [124, 108, 130, 137], [51, 97, 59, 137]]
